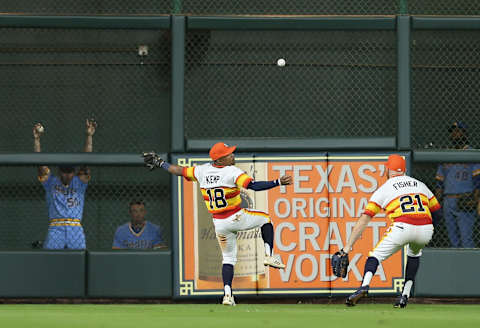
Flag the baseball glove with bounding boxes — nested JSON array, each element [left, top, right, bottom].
[[142, 151, 164, 171], [457, 192, 477, 212], [332, 249, 349, 278]]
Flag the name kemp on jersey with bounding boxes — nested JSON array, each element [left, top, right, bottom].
[[204, 175, 221, 184]]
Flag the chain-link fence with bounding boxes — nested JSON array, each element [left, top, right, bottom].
[[185, 30, 396, 139], [0, 27, 171, 153], [0, 1, 173, 15], [181, 1, 399, 15], [408, 0, 480, 15], [2, 0, 480, 15], [0, 166, 171, 250], [413, 163, 480, 248], [412, 30, 480, 150]]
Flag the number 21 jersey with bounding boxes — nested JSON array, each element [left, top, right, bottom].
[[363, 175, 441, 225]]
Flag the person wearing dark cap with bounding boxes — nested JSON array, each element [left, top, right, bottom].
[[334, 155, 441, 308], [33, 119, 97, 249], [142, 143, 292, 306], [435, 121, 480, 248]]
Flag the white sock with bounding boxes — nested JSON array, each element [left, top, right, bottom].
[[402, 280, 413, 297], [361, 272, 373, 287], [224, 285, 231, 296], [264, 243, 271, 256]]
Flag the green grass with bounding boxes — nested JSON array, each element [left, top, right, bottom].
[[0, 304, 479, 328]]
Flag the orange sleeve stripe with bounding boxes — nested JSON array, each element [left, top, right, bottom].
[[235, 174, 253, 188], [363, 209, 376, 217], [243, 177, 253, 188], [364, 202, 382, 216], [182, 167, 196, 181], [430, 203, 441, 212], [428, 196, 441, 210]]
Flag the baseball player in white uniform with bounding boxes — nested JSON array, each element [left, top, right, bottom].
[[142, 142, 292, 306], [340, 154, 441, 308]]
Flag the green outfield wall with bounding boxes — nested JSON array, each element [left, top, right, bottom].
[[0, 249, 476, 298], [0, 251, 172, 298]]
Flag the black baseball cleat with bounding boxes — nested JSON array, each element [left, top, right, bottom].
[[394, 295, 408, 308], [346, 286, 369, 307]]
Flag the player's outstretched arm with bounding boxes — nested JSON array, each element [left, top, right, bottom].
[[142, 151, 183, 176], [343, 213, 372, 253], [246, 175, 292, 191]]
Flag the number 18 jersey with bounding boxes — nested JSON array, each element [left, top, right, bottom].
[[363, 175, 441, 225], [182, 163, 253, 218]]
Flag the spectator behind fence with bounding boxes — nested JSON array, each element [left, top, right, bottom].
[[33, 119, 97, 249], [435, 121, 480, 248], [112, 200, 166, 249]]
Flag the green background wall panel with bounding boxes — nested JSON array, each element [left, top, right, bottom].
[[87, 251, 172, 297], [415, 249, 480, 297], [0, 251, 85, 297]]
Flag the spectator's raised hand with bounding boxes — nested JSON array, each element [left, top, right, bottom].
[[86, 118, 97, 136], [33, 123, 44, 139]]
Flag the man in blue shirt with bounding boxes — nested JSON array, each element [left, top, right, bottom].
[[436, 121, 480, 248], [33, 119, 97, 249], [112, 200, 166, 249]]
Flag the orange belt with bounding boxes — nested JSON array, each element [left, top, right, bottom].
[[445, 193, 470, 199]]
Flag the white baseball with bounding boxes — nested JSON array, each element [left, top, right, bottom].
[[277, 58, 286, 67], [36, 125, 44, 133]]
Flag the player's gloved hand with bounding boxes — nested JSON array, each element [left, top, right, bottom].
[[332, 249, 349, 278], [142, 151, 164, 171]]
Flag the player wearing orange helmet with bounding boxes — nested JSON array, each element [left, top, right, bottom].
[[332, 154, 442, 308], [142, 143, 292, 306]]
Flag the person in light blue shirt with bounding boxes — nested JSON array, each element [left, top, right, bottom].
[[113, 200, 166, 249], [436, 121, 480, 248], [33, 119, 97, 249]]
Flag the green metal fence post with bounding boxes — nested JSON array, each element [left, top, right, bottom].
[[172, 0, 182, 14], [397, 15, 411, 150], [399, 0, 408, 15], [171, 16, 186, 152]]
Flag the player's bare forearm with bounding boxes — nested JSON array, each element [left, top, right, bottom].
[[344, 214, 372, 252]]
